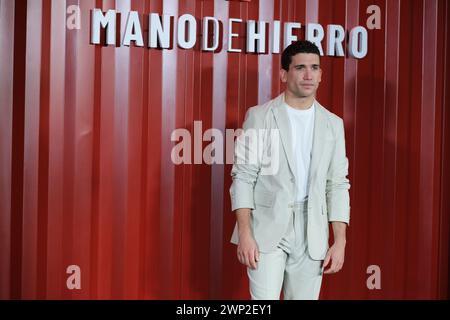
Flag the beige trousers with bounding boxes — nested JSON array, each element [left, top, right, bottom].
[[247, 200, 324, 300]]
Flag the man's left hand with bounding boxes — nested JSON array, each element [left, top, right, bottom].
[[322, 241, 346, 274]]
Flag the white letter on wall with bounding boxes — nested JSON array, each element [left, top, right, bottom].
[[202, 17, 220, 51], [247, 20, 267, 53], [178, 14, 197, 49], [349, 26, 368, 59], [149, 13, 171, 49], [284, 22, 301, 49], [123, 11, 144, 47], [228, 18, 242, 52], [306, 23, 324, 55], [327, 24, 345, 57], [91, 9, 116, 45], [272, 20, 281, 54]]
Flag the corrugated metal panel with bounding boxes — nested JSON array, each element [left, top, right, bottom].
[[0, 0, 449, 299]]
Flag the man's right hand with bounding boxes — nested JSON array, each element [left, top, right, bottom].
[[237, 231, 260, 270]]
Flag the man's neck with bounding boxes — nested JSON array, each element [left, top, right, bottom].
[[284, 92, 315, 110]]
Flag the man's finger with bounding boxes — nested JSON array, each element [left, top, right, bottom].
[[324, 258, 335, 274], [238, 253, 243, 265], [330, 261, 339, 273], [333, 261, 343, 273], [323, 253, 331, 268], [324, 260, 339, 274], [237, 249, 244, 264], [248, 251, 257, 270], [245, 252, 252, 269], [253, 250, 259, 269], [243, 253, 250, 268], [324, 267, 335, 274]]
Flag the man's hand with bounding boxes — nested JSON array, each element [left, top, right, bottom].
[[237, 231, 260, 270], [235, 208, 259, 270], [323, 221, 347, 274], [322, 240, 345, 274]]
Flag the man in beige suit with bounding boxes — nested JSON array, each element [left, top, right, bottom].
[[229, 41, 350, 300]]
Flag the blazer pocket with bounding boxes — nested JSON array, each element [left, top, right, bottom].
[[254, 190, 275, 208]]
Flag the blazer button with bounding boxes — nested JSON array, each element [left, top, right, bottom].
[[290, 177, 295, 183], [288, 203, 294, 208]]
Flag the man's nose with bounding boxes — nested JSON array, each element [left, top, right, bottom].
[[303, 69, 312, 80]]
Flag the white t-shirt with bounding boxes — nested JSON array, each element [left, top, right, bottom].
[[284, 101, 315, 202]]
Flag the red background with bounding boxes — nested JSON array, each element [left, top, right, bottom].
[[0, 0, 449, 299]]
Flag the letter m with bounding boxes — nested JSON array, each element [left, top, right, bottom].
[[91, 9, 116, 45]]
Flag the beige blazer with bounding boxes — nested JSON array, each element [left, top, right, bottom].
[[229, 93, 350, 260]]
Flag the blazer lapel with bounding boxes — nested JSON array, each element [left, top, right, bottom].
[[308, 100, 330, 183], [271, 94, 331, 184], [271, 94, 297, 180]]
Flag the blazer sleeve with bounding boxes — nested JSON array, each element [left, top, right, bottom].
[[229, 107, 264, 212], [326, 118, 351, 225]]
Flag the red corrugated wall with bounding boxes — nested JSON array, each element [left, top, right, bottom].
[[0, 0, 449, 299]]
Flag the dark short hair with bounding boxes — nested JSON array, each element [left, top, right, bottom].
[[281, 40, 321, 71]]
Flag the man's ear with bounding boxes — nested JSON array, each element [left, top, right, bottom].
[[279, 69, 287, 83]]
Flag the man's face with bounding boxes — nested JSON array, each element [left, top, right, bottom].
[[280, 53, 322, 99]]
